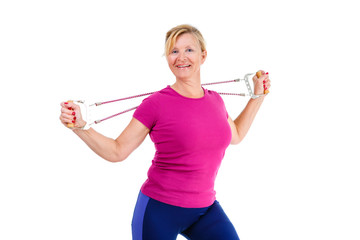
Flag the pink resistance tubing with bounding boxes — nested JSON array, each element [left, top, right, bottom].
[[89, 78, 247, 125]]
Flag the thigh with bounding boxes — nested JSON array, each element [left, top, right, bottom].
[[182, 201, 240, 240], [132, 192, 178, 240], [132, 191, 208, 240]]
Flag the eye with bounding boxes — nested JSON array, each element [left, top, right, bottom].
[[171, 50, 178, 54], [186, 48, 194, 52]]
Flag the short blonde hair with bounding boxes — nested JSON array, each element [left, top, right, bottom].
[[165, 24, 206, 56]]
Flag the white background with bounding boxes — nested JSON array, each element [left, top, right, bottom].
[[1, 0, 359, 239]]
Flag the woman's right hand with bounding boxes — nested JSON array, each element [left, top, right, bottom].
[[59, 101, 86, 129]]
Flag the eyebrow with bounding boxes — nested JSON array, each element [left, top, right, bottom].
[[172, 45, 196, 49]]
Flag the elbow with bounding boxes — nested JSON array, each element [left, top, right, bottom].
[[231, 138, 242, 145], [106, 154, 126, 163], [106, 157, 122, 163], [105, 143, 127, 163], [229, 119, 246, 145], [231, 133, 245, 145]]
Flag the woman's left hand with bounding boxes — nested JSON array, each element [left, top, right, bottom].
[[253, 70, 271, 96]]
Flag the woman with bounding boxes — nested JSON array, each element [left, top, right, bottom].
[[60, 24, 271, 240]]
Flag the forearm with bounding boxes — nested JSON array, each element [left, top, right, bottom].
[[72, 128, 122, 162], [234, 97, 264, 142]]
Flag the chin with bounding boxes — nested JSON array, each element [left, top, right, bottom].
[[175, 74, 194, 81], [172, 69, 200, 81]]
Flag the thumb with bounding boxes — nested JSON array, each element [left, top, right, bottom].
[[62, 100, 81, 111]]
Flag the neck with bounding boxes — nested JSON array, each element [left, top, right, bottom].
[[171, 75, 204, 98]]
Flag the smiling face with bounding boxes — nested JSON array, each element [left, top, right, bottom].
[[166, 33, 207, 82]]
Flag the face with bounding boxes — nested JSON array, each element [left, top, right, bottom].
[[166, 33, 207, 81]]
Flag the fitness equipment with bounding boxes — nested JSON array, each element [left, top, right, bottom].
[[66, 71, 268, 129]]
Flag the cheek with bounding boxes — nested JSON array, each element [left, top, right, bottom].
[[166, 55, 176, 65], [192, 56, 202, 66], [167, 58, 176, 72]]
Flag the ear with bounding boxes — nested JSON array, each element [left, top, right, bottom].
[[201, 50, 207, 64]]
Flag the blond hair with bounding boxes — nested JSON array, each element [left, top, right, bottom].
[[165, 24, 206, 56]]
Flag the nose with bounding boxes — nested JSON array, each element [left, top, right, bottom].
[[177, 51, 187, 61]]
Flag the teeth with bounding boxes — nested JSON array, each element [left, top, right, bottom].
[[177, 65, 190, 68]]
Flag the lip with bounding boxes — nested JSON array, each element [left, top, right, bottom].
[[176, 64, 191, 69]]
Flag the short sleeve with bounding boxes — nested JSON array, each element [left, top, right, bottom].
[[133, 97, 157, 130], [213, 90, 229, 119]]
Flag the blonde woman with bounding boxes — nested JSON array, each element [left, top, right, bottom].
[[60, 24, 271, 240]]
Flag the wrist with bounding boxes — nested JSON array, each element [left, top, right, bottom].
[[249, 95, 265, 104], [72, 121, 90, 131]]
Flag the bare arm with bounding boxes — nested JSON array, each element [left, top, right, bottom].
[[228, 70, 271, 145], [228, 97, 264, 144], [60, 101, 149, 162], [73, 118, 149, 162]]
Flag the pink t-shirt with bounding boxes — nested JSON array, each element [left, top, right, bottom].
[[133, 86, 232, 208]]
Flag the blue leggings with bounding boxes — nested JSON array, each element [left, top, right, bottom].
[[132, 191, 240, 240]]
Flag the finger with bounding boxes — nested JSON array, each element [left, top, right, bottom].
[[60, 101, 78, 128], [257, 71, 270, 94], [66, 101, 80, 110], [61, 101, 79, 113], [60, 107, 77, 126], [263, 78, 270, 84], [61, 101, 73, 108], [60, 112, 76, 123], [61, 114, 84, 129], [264, 82, 271, 93], [62, 100, 82, 110], [61, 106, 76, 116]]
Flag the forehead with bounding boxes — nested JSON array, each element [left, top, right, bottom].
[[173, 33, 199, 48]]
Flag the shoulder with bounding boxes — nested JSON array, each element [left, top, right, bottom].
[[204, 88, 228, 118], [205, 89, 224, 103], [206, 89, 220, 97], [140, 86, 169, 105], [144, 86, 172, 101]]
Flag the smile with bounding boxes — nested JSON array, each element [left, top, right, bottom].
[[176, 65, 191, 68]]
